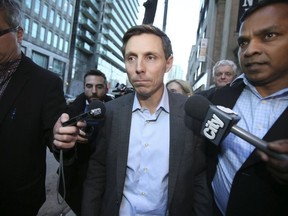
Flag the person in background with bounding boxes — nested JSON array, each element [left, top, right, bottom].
[[53, 24, 212, 216], [166, 78, 193, 97], [56, 69, 113, 215], [0, 0, 66, 215], [198, 59, 238, 97], [205, 0, 288, 215]]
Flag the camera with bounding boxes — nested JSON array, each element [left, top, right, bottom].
[[112, 83, 134, 98]]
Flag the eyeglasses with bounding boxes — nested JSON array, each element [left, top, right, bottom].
[[0, 26, 19, 37]]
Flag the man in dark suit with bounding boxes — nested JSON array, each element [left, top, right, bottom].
[[53, 24, 212, 215], [57, 69, 113, 215], [205, 1, 288, 215], [0, 1, 66, 215]]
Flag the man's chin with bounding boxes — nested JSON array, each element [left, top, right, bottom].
[[89, 98, 99, 102]]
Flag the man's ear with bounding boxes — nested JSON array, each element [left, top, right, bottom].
[[16, 26, 24, 43], [165, 55, 173, 73]]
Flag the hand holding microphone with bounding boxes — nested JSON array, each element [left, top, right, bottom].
[[53, 100, 106, 149], [184, 95, 288, 161], [62, 100, 106, 126]]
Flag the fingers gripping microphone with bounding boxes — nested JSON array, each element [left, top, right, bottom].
[[62, 100, 106, 127], [185, 95, 288, 161]]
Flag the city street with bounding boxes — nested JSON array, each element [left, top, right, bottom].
[[37, 150, 76, 216]]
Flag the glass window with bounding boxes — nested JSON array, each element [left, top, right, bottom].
[[68, 3, 73, 16], [25, 0, 32, 9], [64, 0, 69, 12], [53, 34, 58, 48], [57, 0, 63, 8], [31, 22, 38, 38], [64, 40, 68, 53], [66, 22, 71, 34], [49, 9, 55, 24], [24, 17, 30, 34], [34, 0, 40, 14], [56, 14, 61, 28], [40, 26, 45, 41], [59, 37, 64, 51], [32, 51, 48, 69], [47, 30, 52, 45], [42, 4, 48, 19], [52, 58, 66, 78], [61, 19, 66, 32]]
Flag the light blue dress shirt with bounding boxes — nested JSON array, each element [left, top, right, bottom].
[[212, 74, 288, 215], [119, 88, 170, 216]]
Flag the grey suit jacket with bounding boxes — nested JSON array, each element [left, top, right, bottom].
[[82, 90, 212, 216]]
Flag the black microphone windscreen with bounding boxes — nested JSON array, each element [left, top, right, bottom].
[[88, 100, 106, 118], [184, 95, 212, 121]]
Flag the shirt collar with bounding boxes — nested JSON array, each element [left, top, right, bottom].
[[132, 87, 170, 113], [231, 73, 288, 99]]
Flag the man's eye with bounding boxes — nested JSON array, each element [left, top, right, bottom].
[[147, 55, 155, 61], [238, 40, 248, 48], [265, 32, 277, 40], [126, 56, 136, 62]]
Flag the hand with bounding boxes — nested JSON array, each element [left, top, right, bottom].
[[258, 139, 288, 184], [53, 113, 86, 149], [77, 129, 89, 144]]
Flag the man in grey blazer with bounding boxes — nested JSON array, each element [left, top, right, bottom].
[[53, 24, 212, 216]]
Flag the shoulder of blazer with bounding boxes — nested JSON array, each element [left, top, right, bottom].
[[209, 79, 245, 108]]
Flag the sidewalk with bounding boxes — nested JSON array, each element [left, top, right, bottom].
[[37, 150, 76, 216]]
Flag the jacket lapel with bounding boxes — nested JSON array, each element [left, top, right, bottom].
[[116, 93, 134, 201], [0, 56, 30, 124], [167, 93, 186, 205]]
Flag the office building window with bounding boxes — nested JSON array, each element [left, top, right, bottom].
[[42, 4, 48, 19], [40, 26, 45, 41], [34, 0, 40, 14], [64, 0, 69, 13], [49, 9, 55, 24], [25, 0, 32, 9], [53, 58, 66, 78], [68, 3, 73, 17], [66, 22, 71, 34], [53, 34, 58, 48], [57, 0, 63, 8], [64, 40, 69, 53], [56, 14, 61, 28], [61, 19, 66, 32], [24, 17, 30, 34], [59, 37, 64, 51], [32, 51, 48, 69], [47, 30, 52, 45], [31, 22, 38, 38]]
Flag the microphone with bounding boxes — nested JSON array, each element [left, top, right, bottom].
[[62, 100, 106, 127], [185, 95, 288, 160]]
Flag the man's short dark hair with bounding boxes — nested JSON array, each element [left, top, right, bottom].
[[240, 0, 288, 23], [121, 24, 173, 60], [84, 69, 107, 86]]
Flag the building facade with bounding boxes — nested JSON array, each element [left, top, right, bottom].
[[19, 0, 75, 89], [17, 0, 141, 95], [68, 0, 140, 96], [187, 0, 260, 92]]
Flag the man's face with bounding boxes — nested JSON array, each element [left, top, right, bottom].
[[84, 75, 108, 103], [214, 65, 236, 88], [0, 11, 23, 64], [124, 33, 173, 100], [238, 3, 288, 95]]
